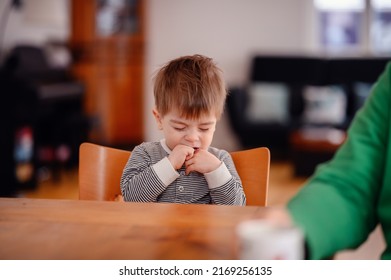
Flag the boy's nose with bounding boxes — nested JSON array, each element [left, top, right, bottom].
[[185, 130, 199, 143]]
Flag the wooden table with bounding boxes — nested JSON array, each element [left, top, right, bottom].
[[0, 198, 266, 260]]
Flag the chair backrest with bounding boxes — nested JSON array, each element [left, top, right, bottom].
[[79, 142, 131, 201], [79, 142, 270, 206], [230, 147, 270, 206]]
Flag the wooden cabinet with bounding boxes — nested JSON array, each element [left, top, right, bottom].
[[70, 0, 144, 146]]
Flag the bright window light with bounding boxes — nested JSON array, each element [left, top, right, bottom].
[[314, 0, 365, 11], [372, 0, 391, 10]]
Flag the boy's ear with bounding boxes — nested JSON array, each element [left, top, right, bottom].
[[152, 108, 163, 130]]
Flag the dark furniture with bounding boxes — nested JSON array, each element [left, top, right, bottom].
[[226, 55, 390, 175], [0, 45, 88, 196]]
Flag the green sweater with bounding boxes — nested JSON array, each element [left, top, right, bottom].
[[288, 62, 391, 260]]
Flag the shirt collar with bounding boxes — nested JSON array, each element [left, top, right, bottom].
[[160, 139, 172, 154]]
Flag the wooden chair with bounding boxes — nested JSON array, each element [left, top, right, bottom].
[[79, 142, 130, 201], [230, 147, 270, 206], [79, 142, 270, 206]]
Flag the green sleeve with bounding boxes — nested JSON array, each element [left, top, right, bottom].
[[287, 62, 391, 259]]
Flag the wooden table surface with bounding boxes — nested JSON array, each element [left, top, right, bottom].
[[0, 198, 266, 260]]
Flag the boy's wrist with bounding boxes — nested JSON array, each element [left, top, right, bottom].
[[152, 157, 180, 186], [204, 162, 232, 189]]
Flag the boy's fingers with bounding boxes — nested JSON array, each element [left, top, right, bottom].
[[185, 165, 193, 175]]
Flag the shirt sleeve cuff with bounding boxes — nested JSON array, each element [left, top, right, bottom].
[[204, 162, 232, 189], [152, 157, 180, 186]]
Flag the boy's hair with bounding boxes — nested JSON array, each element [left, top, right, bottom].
[[153, 54, 227, 119]]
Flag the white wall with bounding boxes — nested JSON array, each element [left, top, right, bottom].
[[145, 0, 315, 151], [0, 0, 69, 59]]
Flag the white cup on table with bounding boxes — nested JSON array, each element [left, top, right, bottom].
[[236, 219, 304, 260]]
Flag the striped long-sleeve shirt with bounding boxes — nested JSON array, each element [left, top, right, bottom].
[[120, 139, 246, 205]]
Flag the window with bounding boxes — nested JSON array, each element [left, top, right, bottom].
[[314, 0, 391, 55], [315, 0, 365, 52], [370, 0, 391, 53]]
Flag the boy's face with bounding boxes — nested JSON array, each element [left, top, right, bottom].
[[153, 109, 217, 151]]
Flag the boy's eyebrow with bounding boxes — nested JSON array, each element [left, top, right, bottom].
[[169, 119, 215, 126], [170, 119, 187, 125], [198, 121, 215, 126]]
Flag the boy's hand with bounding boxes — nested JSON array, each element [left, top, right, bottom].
[[168, 144, 195, 170], [184, 149, 221, 175]]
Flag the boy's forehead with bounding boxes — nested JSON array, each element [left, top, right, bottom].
[[167, 110, 217, 123]]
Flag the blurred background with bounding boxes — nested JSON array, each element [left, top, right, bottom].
[[1, 0, 391, 195], [0, 0, 390, 258]]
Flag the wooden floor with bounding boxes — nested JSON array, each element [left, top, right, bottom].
[[20, 167, 79, 200], [18, 161, 385, 259]]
